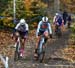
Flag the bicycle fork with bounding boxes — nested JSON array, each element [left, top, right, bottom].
[[39, 37, 44, 53]]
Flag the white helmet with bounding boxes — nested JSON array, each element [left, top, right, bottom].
[[55, 13, 59, 16], [42, 17, 48, 22], [20, 19, 25, 24]]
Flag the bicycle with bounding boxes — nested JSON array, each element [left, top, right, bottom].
[[14, 33, 21, 61], [55, 24, 62, 38], [34, 31, 48, 63]]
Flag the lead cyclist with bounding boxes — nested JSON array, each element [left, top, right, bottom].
[[34, 16, 52, 57]]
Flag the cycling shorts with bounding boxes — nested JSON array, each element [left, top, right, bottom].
[[38, 30, 45, 36], [38, 30, 48, 44], [17, 31, 28, 39]]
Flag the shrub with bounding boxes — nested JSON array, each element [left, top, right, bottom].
[[71, 23, 75, 33]]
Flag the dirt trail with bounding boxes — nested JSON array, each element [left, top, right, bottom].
[[7, 29, 75, 68]]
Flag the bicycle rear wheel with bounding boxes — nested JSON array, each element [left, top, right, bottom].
[[57, 29, 62, 37], [38, 38, 45, 63], [55, 26, 62, 38]]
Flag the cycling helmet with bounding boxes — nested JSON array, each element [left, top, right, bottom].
[[19, 19, 25, 24], [42, 17, 48, 22], [55, 13, 59, 16]]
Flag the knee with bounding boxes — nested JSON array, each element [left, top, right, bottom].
[[44, 38, 48, 43], [36, 36, 40, 42]]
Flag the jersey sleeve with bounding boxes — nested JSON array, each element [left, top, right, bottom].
[[15, 23, 21, 30], [36, 21, 41, 36], [25, 23, 29, 31]]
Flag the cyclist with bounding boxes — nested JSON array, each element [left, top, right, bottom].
[[62, 11, 68, 25], [53, 13, 64, 33], [12, 19, 29, 57], [34, 16, 52, 57]]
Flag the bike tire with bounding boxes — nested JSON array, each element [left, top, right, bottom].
[[57, 30, 62, 37], [14, 51, 18, 61], [14, 43, 20, 61], [39, 51, 45, 63], [55, 28, 62, 38], [38, 39, 45, 63]]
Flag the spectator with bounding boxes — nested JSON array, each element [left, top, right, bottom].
[[63, 11, 68, 25], [67, 15, 72, 28]]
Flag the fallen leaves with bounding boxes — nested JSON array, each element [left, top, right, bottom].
[[0, 30, 14, 67], [61, 46, 75, 63], [0, 30, 37, 67], [68, 33, 75, 45]]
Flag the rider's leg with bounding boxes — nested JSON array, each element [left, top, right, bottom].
[[35, 36, 41, 49], [44, 38, 48, 44], [14, 32, 19, 47], [20, 38, 26, 57], [43, 33, 48, 50], [55, 24, 58, 33], [34, 36, 41, 57], [34, 31, 44, 57], [54, 24, 56, 32], [21, 39, 25, 49], [20, 31, 28, 49], [20, 31, 28, 57]]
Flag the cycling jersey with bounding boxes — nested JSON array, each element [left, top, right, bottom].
[[53, 15, 63, 26], [57, 16, 63, 26], [40, 22, 48, 30], [36, 21, 52, 36], [15, 22, 28, 32], [14, 22, 29, 38]]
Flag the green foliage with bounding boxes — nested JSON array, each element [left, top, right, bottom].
[[70, 34, 75, 40], [0, 18, 15, 28], [71, 23, 75, 33]]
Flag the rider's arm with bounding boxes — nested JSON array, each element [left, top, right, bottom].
[[15, 23, 21, 30], [11, 23, 20, 38], [14, 23, 21, 34], [25, 23, 29, 31], [25, 23, 29, 35], [12, 23, 21, 33], [36, 21, 42, 36], [53, 16, 56, 24], [48, 23, 52, 38]]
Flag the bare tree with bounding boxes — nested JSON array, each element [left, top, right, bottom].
[[54, 0, 60, 13]]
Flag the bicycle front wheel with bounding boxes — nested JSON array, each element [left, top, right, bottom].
[[39, 51, 45, 63], [14, 42, 20, 61]]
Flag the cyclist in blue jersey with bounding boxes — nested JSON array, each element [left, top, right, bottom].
[[34, 16, 52, 57], [53, 13, 64, 32]]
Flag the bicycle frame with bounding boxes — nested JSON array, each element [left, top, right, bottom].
[[16, 36, 21, 52], [36, 35, 46, 63], [38, 30, 49, 54], [38, 35, 44, 54]]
